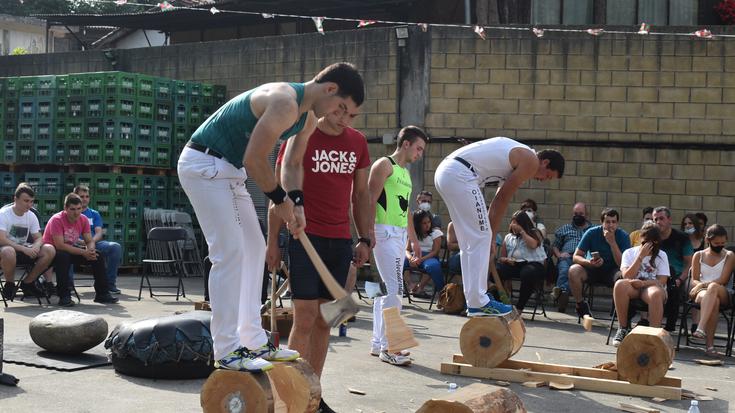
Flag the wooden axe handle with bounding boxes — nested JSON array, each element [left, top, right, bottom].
[[489, 263, 507, 294], [270, 270, 277, 333], [298, 234, 348, 300]]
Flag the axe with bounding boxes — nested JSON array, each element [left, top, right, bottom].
[[298, 234, 359, 327]]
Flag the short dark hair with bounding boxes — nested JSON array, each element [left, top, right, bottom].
[[520, 199, 538, 212], [537, 149, 565, 178], [64, 193, 82, 207], [14, 182, 35, 199], [705, 224, 727, 240], [314, 62, 365, 106], [73, 185, 90, 194], [653, 206, 671, 218], [695, 212, 708, 227], [397, 125, 429, 146], [600, 208, 619, 222], [417, 190, 433, 199], [642, 206, 654, 217]]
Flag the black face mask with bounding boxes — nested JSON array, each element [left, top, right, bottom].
[[572, 215, 586, 226], [711, 245, 724, 254]]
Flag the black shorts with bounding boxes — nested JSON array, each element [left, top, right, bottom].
[[586, 266, 619, 287], [287, 235, 352, 301], [10, 250, 36, 266]]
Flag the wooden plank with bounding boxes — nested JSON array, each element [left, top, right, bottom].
[[441, 362, 682, 400], [452, 355, 681, 387]]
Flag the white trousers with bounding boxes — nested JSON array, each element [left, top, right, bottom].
[[434, 159, 492, 309], [371, 224, 406, 351], [177, 147, 268, 359]]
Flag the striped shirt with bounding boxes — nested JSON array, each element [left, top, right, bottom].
[[553, 222, 591, 254]]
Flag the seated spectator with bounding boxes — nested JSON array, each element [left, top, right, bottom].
[[681, 213, 705, 253], [653, 206, 693, 331], [446, 221, 461, 283], [0, 183, 55, 299], [569, 208, 631, 319], [629, 207, 654, 247], [612, 223, 669, 346], [551, 202, 591, 312], [404, 210, 444, 298], [43, 193, 119, 307], [688, 224, 734, 357], [519, 198, 546, 238], [497, 210, 547, 312], [696, 212, 709, 231], [74, 185, 123, 294], [415, 190, 442, 230]]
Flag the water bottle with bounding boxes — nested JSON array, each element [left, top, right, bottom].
[[338, 322, 347, 337], [447, 382, 458, 393], [688, 400, 700, 413]]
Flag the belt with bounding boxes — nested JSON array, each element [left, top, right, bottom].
[[453, 156, 475, 173], [186, 141, 223, 159]]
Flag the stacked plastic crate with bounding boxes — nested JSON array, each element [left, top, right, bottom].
[[0, 72, 226, 265]]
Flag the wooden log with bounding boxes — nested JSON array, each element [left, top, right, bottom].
[[201, 369, 274, 413], [383, 306, 419, 353], [267, 359, 321, 413], [415, 383, 527, 413], [617, 326, 674, 386], [459, 310, 525, 368]]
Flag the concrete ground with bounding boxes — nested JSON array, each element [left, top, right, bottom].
[[0, 275, 732, 413]]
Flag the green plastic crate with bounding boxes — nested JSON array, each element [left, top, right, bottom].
[[84, 141, 102, 163], [93, 173, 114, 196], [55, 97, 69, 118], [112, 175, 126, 197], [37, 75, 58, 97], [114, 142, 134, 164], [36, 122, 52, 140], [53, 142, 66, 164], [112, 200, 125, 221], [68, 74, 86, 96], [125, 199, 140, 221], [126, 175, 141, 197], [136, 121, 153, 143], [86, 96, 104, 118], [137, 75, 155, 99], [154, 78, 172, 100], [19, 76, 38, 97], [17, 141, 33, 162], [54, 119, 68, 141], [155, 101, 172, 122], [136, 99, 154, 121], [104, 72, 136, 97], [85, 120, 103, 140], [85, 73, 105, 96], [65, 140, 84, 163], [4, 122, 18, 140], [19, 98, 36, 120], [103, 118, 135, 141], [135, 145, 152, 165], [68, 120, 84, 140], [68, 96, 84, 118], [154, 122, 172, 145], [34, 142, 53, 163], [3, 141, 15, 163], [154, 145, 170, 167], [18, 122, 34, 141]]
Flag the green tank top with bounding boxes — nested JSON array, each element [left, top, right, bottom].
[[375, 156, 412, 227], [190, 82, 308, 168]]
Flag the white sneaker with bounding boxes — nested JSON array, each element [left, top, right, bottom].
[[251, 342, 300, 362], [370, 347, 410, 357], [214, 348, 273, 372], [379, 350, 411, 366]]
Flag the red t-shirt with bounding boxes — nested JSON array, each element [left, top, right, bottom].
[[276, 126, 370, 239], [42, 211, 91, 246]]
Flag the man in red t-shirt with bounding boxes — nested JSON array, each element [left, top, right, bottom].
[[266, 105, 371, 413], [43, 193, 119, 307]]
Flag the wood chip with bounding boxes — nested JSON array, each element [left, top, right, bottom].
[[549, 381, 574, 390], [618, 402, 660, 413], [535, 352, 542, 361], [347, 388, 366, 395], [705, 386, 718, 391], [593, 361, 616, 370], [521, 381, 546, 388], [694, 358, 724, 366], [651, 397, 667, 403], [494, 381, 510, 387], [582, 315, 594, 332]]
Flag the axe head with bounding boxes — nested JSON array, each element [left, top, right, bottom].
[[320, 297, 360, 327]]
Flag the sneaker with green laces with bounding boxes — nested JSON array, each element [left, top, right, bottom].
[[252, 341, 300, 362], [214, 348, 274, 372]]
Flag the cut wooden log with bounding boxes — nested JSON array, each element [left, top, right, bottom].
[[415, 382, 527, 413], [383, 306, 419, 353], [201, 369, 274, 413], [267, 359, 321, 413], [459, 310, 525, 368], [617, 327, 674, 386]]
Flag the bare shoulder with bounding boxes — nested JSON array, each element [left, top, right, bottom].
[[250, 82, 299, 116]]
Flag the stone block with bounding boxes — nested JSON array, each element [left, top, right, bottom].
[[703, 196, 734, 212], [691, 56, 724, 72], [473, 114, 504, 129], [642, 72, 675, 87], [611, 102, 643, 117], [30, 310, 108, 354], [537, 54, 565, 69], [548, 101, 580, 115], [476, 54, 506, 69], [430, 98, 459, 114], [546, 189, 578, 205], [672, 165, 704, 179], [504, 84, 534, 99], [691, 88, 722, 103], [670, 195, 703, 210], [628, 87, 658, 102], [675, 72, 707, 87], [444, 113, 475, 128], [459, 99, 491, 113], [559, 175, 591, 191], [431, 68, 459, 83], [596, 86, 627, 101], [534, 115, 564, 130], [686, 180, 718, 196], [506, 55, 534, 69], [486, 99, 519, 114], [473, 84, 504, 98], [590, 177, 622, 192], [550, 70, 581, 85], [489, 69, 520, 84], [611, 71, 643, 87], [535, 85, 565, 100], [608, 192, 639, 208], [565, 85, 596, 101], [629, 56, 659, 71], [598, 56, 628, 70], [503, 114, 534, 130], [642, 103, 674, 118], [705, 165, 734, 180], [659, 88, 690, 103], [596, 117, 626, 132], [658, 118, 690, 134], [565, 116, 595, 131], [445, 84, 474, 98], [567, 55, 596, 70], [446, 54, 476, 68], [576, 161, 608, 176], [519, 69, 550, 84], [459, 69, 489, 83], [654, 179, 686, 195], [674, 103, 705, 118], [626, 118, 658, 133], [639, 194, 672, 208], [519, 100, 550, 114], [610, 164, 642, 178], [690, 119, 722, 134]]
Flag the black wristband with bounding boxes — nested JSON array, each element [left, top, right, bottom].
[[265, 185, 287, 204], [357, 237, 371, 245], [288, 190, 304, 206]]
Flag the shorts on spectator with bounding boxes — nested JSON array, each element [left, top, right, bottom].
[[585, 265, 619, 287], [287, 235, 352, 301]]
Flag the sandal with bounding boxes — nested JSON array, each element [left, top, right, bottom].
[[692, 329, 706, 339], [704, 346, 722, 358]]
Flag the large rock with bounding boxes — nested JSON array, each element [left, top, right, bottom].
[[29, 310, 108, 354]]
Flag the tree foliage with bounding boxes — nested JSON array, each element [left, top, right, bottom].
[[0, 0, 147, 17]]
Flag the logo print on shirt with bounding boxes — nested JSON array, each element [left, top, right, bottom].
[[398, 195, 409, 217], [311, 150, 357, 174]]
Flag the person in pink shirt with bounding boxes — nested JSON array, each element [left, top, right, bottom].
[[43, 193, 118, 307]]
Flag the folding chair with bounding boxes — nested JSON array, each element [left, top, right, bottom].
[[138, 227, 187, 300]]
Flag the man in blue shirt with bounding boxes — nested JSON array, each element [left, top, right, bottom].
[[568, 208, 631, 319], [74, 185, 122, 294]]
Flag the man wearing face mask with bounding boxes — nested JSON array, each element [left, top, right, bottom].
[[629, 207, 654, 247], [551, 202, 590, 312], [415, 190, 442, 230]]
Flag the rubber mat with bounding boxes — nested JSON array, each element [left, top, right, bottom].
[[2, 339, 110, 372]]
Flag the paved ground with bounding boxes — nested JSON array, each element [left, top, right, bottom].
[[0, 276, 732, 413]]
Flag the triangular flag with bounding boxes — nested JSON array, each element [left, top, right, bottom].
[[158, 1, 174, 11], [694, 29, 713, 39], [114, 0, 127, 5], [312, 16, 325, 35], [638, 22, 650, 34], [586, 28, 604, 36], [358, 20, 376, 28], [474, 25, 486, 40], [418, 23, 428, 32], [261, 13, 274, 18], [210, 7, 220, 14], [532, 27, 544, 37]]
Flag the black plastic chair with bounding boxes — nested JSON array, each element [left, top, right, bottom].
[[138, 227, 187, 301]]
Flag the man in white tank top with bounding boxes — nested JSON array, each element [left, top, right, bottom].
[[434, 137, 565, 316]]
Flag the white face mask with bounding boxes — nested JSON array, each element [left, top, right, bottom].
[[526, 210, 535, 221], [418, 202, 431, 212], [684, 227, 696, 235]]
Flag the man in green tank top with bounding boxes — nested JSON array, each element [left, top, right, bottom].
[[177, 63, 364, 373], [368, 126, 428, 366]]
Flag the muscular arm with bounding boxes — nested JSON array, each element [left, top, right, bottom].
[[281, 113, 318, 193], [52, 235, 81, 255], [487, 149, 538, 233], [366, 158, 392, 238], [446, 222, 459, 252], [92, 226, 104, 243], [351, 167, 371, 240]]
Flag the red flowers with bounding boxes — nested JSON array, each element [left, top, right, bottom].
[[715, 0, 735, 24]]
